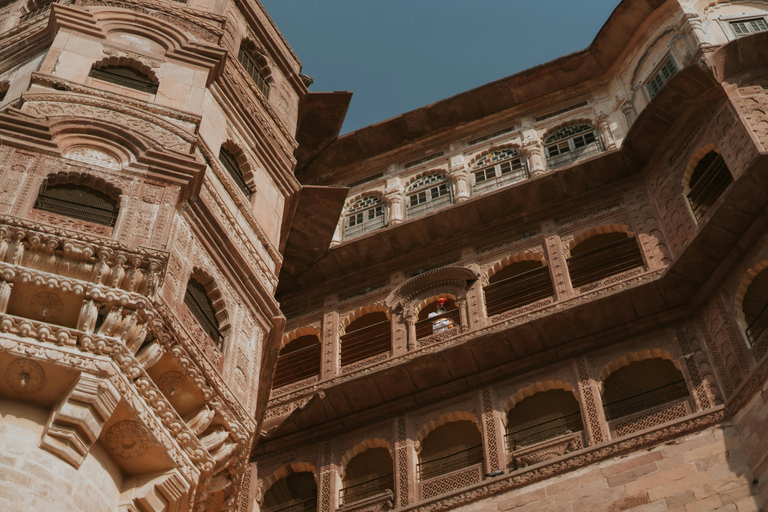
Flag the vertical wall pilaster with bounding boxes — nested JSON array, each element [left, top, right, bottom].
[[574, 357, 609, 445], [480, 387, 505, 473], [541, 221, 573, 301], [394, 416, 415, 508], [317, 441, 335, 512], [321, 308, 340, 379]]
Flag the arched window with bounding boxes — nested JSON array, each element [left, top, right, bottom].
[[602, 358, 689, 422], [418, 420, 483, 481], [544, 123, 602, 169], [484, 259, 553, 317], [262, 472, 317, 512], [471, 148, 528, 192], [343, 195, 386, 239], [238, 44, 270, 97], [0, 82, 8, 103], [415, 297, 460, 339], [272, 335, 321, 389], [219, 147, 253, 199], [340, 448, 394, 505], [34, 183, 120, 227], [567, 231, 644, 289], [89, 64, 158, 94], [405, 173, 452, 218], [686, 150, 733, 221], [340, 312, 391, 367], [505, 389, 583, 451], [743, 268, 768, 345], [184, 279, 223, 350]]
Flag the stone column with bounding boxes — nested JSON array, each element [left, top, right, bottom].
[[456, 298, 469, 332], [321, 307, 340, 379], [596, 113, 617, 151], [620, 101, 636, 128], [405, 315, 417, 350], [522, 133, 546, 177], [480, 387, 506, 473], [384, 184, 404, 226], [574, 357, 610, 445], [449, 165, 470, 202], [541, 221, 573, 301]]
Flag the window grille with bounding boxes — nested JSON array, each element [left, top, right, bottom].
[[646, 58, 677, 99], [405, 174, 452, 218], [184, 280, 223, 350], [89, 65, 158, 94], [340, 474, 393, 504], [340, 313, 390, 366], [343, 195, 386, 239], [544, 124, 603, 169], [272, 335, 321, 389], [687, 151, 732, 221], [263, 473, 317, 512], [603, 379, 688, 421], [506, 411, 583, 450], [238, 45, 270, 97], [471, 149, 528, 193], [263, 497, 317, 512], [484, 263, 553, 317], [730, 17, 768, 36], [34, 183, 120, 227], [19, 0, 54, 22], [417, 445, 483, 481], [219, 147, 253, 199], [567, 234, 644, 289]]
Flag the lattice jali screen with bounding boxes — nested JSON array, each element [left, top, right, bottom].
[[420, 464, 482, 500], [611, 400, 689, 438]]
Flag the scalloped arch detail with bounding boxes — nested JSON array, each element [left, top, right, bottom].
[[340, 438, 392, 476], [416, 411, 480, 447], [568, 224, 633, 252], [281, 326, 321, 350], [404, 168, 449, 189], [542, 118, 596, 140], [682, 144, 718, 193], [468, 143, 522, 167], [339, 304, 390, 335], [503, 380, 577, 417], [260, 463, 317, 502], [734, 259, 768, 325], [485, 252, 546, 282], [598, 349, 680, 388], [188, 267, 230, 336]]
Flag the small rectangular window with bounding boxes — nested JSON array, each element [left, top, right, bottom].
[[646, 58, 677, 99], [731, 17, 768, 36]]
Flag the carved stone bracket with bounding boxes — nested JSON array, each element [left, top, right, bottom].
[[40, 373, 120, 468], [119, 469, 192, 512]]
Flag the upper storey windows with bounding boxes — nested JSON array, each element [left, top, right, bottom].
[[471, 148, 527, 192], [344, 195, 386, 239], [238, 44, 271, 97], [219, 146, 253, 199], [730, 17, 768, 36], [406, 173, 452, 218], [184, 278, 223, 351], [544, 124, 602, 169], [646, 57, 677, 99], [89, 63, 158, 95]]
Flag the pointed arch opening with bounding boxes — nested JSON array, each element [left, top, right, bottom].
[[417, 419, 483, 481], [262, 471, 317, 512], [272, 334, 321, 389], [484, 255, 553, 317], [505, 388, 583, 451], [340, 446, 394, 505], [567, 226, 644, 288], [340, 309, 391, 367], [684, 149, 733, 221], [601, 357, 689, 422], [183, 272, 227, 352]]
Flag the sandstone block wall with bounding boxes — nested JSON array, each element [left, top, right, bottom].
[[452, 426, 762, 512], [0, 400, 122, 512]]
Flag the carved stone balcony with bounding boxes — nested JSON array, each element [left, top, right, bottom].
[[507, 431, 584, 469]]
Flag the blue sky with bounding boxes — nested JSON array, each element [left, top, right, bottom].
[[259, 0, 623, 134]]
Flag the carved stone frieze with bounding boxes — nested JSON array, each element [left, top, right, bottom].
[[508, 431, 583, 468]]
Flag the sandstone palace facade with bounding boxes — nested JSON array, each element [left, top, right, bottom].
[[1, 0, 768, 511]]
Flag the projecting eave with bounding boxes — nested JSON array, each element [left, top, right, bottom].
[[296, 0, 668, 184]]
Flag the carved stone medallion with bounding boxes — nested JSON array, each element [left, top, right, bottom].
[[158, 371, 189, 397], [105, 420, 151, 458], [30, 292, 63, 322], [5, 359, 45, 393]]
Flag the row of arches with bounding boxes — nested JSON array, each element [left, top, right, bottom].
[[262, 357, 691, 511], [274, 228, 646, 389], [342, 142, 733, 242]]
